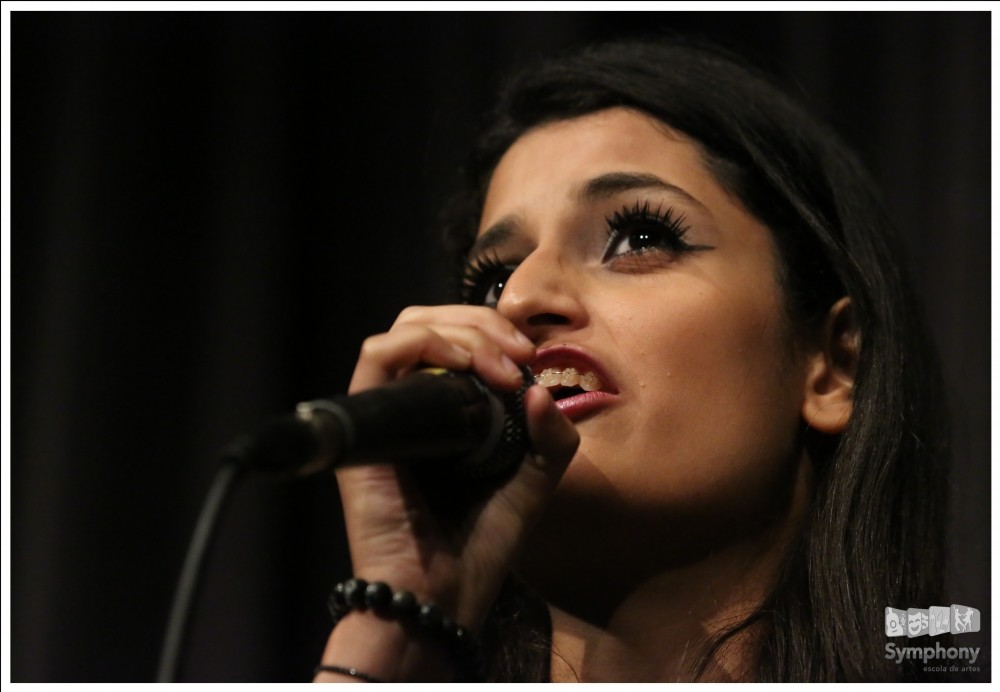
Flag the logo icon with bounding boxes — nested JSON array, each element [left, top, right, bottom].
[[887, 604, 981, 638], [907, 608, 929, 637], [885, 607, 907, 636], [952, 605, 980, 634], [928, 605, 951, 636]]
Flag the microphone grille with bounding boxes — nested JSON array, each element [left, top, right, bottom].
[[458, 366, 532, 483]]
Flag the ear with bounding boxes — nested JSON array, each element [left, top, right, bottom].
[[801, 297, 859, 435]]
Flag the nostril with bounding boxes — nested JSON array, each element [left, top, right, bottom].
[[527, 313, 571, 327]]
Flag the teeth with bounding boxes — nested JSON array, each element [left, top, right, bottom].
[[580, 372, 601, 391], [534, 367, 603, 392], [538, 369, 563, 387], [560, 367, 580, 386]]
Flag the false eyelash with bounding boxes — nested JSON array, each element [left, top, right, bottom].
[[460, 250, 513, 305]]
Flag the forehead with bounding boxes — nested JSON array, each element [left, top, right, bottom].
[[479, 108, 728, 234]]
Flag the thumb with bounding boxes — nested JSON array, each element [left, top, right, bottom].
[[487, 385, 580, 533]]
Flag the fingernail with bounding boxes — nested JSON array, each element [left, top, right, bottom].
[[501, 354, 523, 380], [513, 331, 534, 349]]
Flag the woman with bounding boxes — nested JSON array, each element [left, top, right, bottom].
[[313, 39, 948, 682]]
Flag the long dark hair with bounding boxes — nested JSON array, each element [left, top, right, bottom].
[[444, 39, 949, 682]]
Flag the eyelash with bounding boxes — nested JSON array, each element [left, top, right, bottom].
[[460, 201, 710, 307], [461, 251, 513, 307]]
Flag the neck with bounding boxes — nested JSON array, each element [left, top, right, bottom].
[[545, 456, 813, 682], [548, 539, 777, 682]]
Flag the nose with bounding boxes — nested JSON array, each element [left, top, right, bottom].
[[495, 246, 588, 340]]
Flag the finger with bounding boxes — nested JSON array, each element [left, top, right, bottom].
[[350, 325, 473, 392], [351, 322, 526, 395], [394, 305, 535, 361], [422, 324, 529, 392]]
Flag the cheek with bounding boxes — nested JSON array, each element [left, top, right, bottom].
[[601, 281, 805, 513]]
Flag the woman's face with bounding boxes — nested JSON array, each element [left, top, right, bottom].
[[472, 108, 814, 602]]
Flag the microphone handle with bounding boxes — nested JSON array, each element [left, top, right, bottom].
[[242, 368, 531, 483], [301, 369, 504, 470]]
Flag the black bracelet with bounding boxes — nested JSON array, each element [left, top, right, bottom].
[[327, 578, 483, 682], [314, 664, 383, 682]]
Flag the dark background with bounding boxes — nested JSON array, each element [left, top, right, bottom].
[[11, 11, 990, 682]]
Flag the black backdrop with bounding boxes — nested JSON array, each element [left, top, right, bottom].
[[11, 11, 990, 682]]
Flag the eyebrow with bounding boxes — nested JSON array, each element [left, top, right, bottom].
[[468, 216, 519, 260], [469, 171, 708, 259], [579, 171, 708, 210]]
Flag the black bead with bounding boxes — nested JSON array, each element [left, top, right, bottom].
[[328, 582, 348, 614], [453, 626, 475, 654], [440, 616, 457, 638], [391, 590, 418, 617], [418, 602, 443, 630], [342, 578, 368, 607], [364, 581, 392, 610]]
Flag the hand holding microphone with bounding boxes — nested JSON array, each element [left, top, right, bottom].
[[313, 305, 579, 681]]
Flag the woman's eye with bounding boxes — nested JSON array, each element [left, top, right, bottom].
[[479, 269, 512, 308], [605, 222, 683, 258], [461, 257, 515, 308], [603, 202, 709, 263]]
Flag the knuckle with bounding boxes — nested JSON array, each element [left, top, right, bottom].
[[358, 334, 388, 359], [360, 333, 391, 360], [395, 305, 428, 323]]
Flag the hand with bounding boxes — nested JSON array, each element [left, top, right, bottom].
[[316, 305, 579, 681]]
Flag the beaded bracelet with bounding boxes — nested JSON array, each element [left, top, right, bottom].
[[314, 664, 383, 682], [326, 578, 483, 682]]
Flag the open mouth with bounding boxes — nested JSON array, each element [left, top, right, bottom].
[[531, 356, 616, 421]]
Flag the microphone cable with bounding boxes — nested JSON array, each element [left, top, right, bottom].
[[155, 438, 249, 683], [155, 367, 531, 681]]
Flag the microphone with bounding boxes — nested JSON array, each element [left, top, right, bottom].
[[240, 367, 533, 483]]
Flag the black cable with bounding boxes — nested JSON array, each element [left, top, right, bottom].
[[155, 441, 248, 682]]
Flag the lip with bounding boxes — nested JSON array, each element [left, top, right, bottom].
[[532, 344, 619, 422]]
